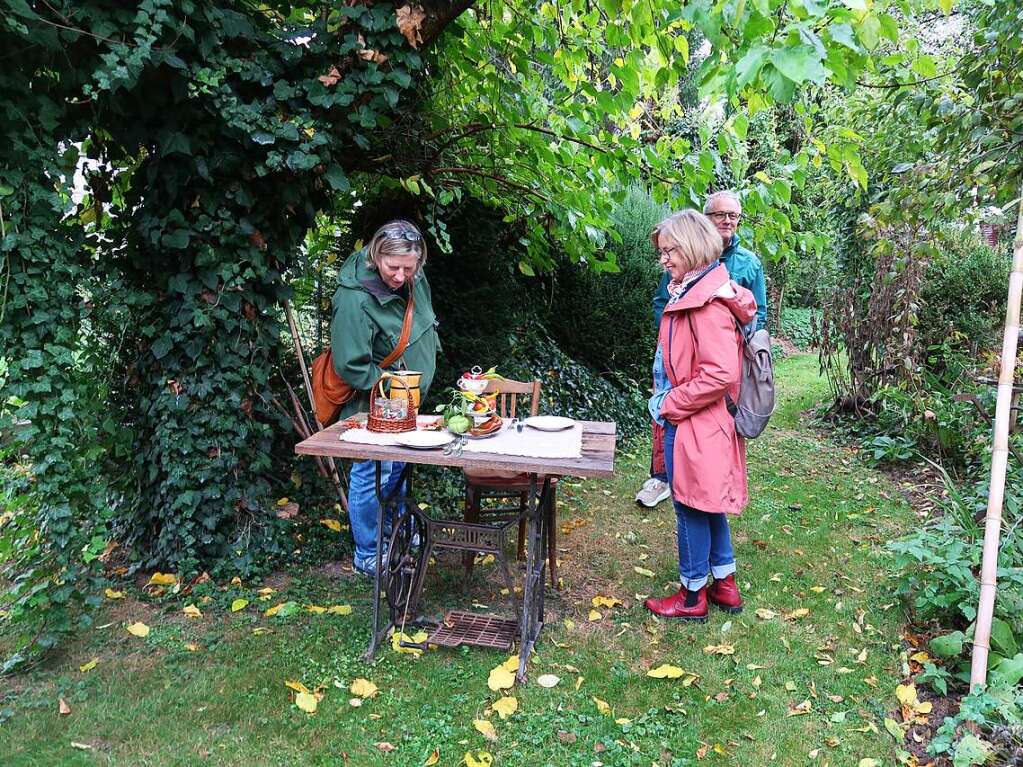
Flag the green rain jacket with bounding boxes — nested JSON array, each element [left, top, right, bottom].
[[653, 234, 768, 331], [329, 249, 441, 422]]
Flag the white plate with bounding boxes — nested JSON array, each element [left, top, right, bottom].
[[395, 431, 456, 450], [522, 416, 576, 432]]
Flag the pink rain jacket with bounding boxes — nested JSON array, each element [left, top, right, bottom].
[[658, 263, 757, 515]]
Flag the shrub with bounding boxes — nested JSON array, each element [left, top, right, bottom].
[[779, 306, 815, 350], [546, 186, 668, 384]]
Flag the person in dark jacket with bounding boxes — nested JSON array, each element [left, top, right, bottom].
[[329, 220, 440, 576], [635, 190, 768, 508]]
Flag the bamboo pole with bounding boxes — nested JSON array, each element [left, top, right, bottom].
[[284, 299, 349, 514], [970, 192, 1023, 690]]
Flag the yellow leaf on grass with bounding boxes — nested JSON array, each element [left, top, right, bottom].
[[424, 748, 440, 766], [252, 627, 272, 635], [473, 719, 497, 741], [464, 751, 493, 767], [703, 644, 735, 656], [787, 699, 812, 716], [633, 566, 656, 577], [79, 658, 98, 673], [593, 697, 611, 715], [295, 692, 318, 713], [230, 576, 242, 585], [285, 680, 311, 695], [647, 664, 686, 679], [126, 622, 150, 638], [257, 587, 276, 599], [231, 598, 248, 612], [328, 604, 353, 615], [591, 595, 622, 609], [588, 609, 603, 621], [264, 602, 288, 617], [320, 518, 342, 532], [104, 589, 124, 600], [809, 586, 826, 593], [785, 608, 810, 620], [500, 654, 520, 672], [182, 604, 202, 618], [305, 605, 327, 614], [147, 572, 176, 586], [350, 678, 379, 698], [491, 696, 517, 719], [488, 664, 515, 692], [755, 608, 777, 620]]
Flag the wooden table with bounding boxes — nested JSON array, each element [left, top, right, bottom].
[[295, 417, 616, 681]]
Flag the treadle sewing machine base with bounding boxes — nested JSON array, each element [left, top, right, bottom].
[[294, 416, 616, 683]]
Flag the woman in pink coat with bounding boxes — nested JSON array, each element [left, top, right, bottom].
[[644, 210, 757, 622]]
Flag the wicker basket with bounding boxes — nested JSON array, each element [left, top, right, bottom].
[[367, 373, 418, 433]]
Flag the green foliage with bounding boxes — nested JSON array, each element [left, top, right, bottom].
[[918, 235, 1010, 354], [779, 307, 815, 350], [547, 187, 668, 384]]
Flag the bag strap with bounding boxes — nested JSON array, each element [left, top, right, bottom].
[[379, 292, 416, 369]]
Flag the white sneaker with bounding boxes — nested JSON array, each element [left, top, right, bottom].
[[635, 478, 671, 507]]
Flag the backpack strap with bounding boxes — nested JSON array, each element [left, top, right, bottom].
[[380, 292, 416, 369]]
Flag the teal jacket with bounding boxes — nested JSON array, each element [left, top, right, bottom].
[[653, 234, 768, 331], [329, 250, 440, 421]]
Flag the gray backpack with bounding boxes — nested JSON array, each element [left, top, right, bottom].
[[726, 326, 775, 438]]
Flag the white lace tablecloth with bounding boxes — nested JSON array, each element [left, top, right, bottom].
[[339, 417, 582, 459]]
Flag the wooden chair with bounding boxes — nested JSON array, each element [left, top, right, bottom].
[[462, 377, 559, 587]]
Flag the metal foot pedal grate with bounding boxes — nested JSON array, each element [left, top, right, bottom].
[[427, 610, 518, 650]]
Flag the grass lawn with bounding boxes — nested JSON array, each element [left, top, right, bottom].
[[1, 354, 918, 766]]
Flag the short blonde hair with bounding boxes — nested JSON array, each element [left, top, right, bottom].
[[650, 209, 723, 273], [366, 220, 427, 274]]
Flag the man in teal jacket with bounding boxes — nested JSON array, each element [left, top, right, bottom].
[[635, 190, 768, 508]]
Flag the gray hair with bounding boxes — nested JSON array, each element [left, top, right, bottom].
[[703, 190, 742, 214], [365, 220, 427, 274]]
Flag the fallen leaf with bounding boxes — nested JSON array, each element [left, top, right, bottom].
[[376, 742, 395, 753], [810, 586, 826, 593], [59, 698, 71, 716], [593, 697, 611, 715], [350, 678, 379, 698], [858, 760, 879, 767], [473, 719, 497, 741], [464, 751, 493, 767], [487, 663, 515, 691], [183, 604, 202, 618], [536, 674, 560, 688], [70, 742, 94, 751], [885, 718, 905, 740], [295, 692, 318, 713], [231, 598, 248, 612], [557, 730, 577, 744], [592, 595, 622, 609], [633, 566, 656, 577], [588, 609, 603, 621], [264, 601, 298, 618], [147, 572, 176, 586], [252, 627, 272, 635], [755, 608, 778, 620], [491, 696, 517, 720], [647, 664, 686, 679], [328, 604, 353, 615], [79, 658, 98, 673], [391, 629, 428, 656], [785, 608, 810, 620], [348, 697, 362, 707], [306, 605, 327, 614], [185, 642, 200, 652], [104, 589, 124, 600], [126, 621, 150, 638], [320, 518, 342, 532], [424, 748, 440, 766], [703, 644, 735, 656], [786, 699, 812, 716], [285, 680, 311, 695]]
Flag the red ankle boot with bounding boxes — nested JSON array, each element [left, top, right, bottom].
[[707, 574, 743, 614], [644, 587, 708, 622]]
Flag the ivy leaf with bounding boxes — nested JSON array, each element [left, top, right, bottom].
[[323, 164, 349, 192]]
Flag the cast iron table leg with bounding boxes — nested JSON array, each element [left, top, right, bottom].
[[365, 461, 415, 660], [517, 474, 551, 682]]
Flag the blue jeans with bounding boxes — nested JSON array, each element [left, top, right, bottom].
[[348, 459, 407, 568], [663, 424, 736, 590]]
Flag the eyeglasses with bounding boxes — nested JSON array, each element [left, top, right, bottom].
[[380, 229, 423, 242], [656, 245, 680, 259], [707, 211, 741, 222]]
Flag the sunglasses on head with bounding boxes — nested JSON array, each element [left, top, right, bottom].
[[380, 229, 423, 242]]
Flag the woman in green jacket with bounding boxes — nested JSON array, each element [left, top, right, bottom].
[[330, 220, 440, 576]]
